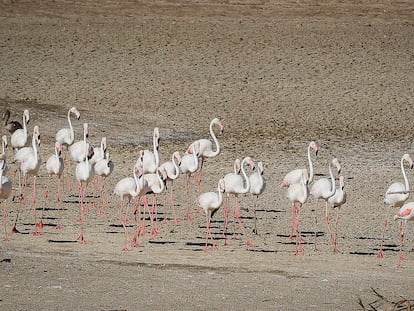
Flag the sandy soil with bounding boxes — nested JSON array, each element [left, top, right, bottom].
[[1, 1, 414, 310]]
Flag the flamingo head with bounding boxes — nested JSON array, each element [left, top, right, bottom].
[[23, 109, 30, 124], [302, 169, 309, 185], [137, 150, 145, 166], [70, 107, 81, 120], [101, 137, 107, 153], [134, 161, 143, 177], [332, 157, 341, 174], [310, 141, 318, 156], [83, 123, 89, 138], [245, 156, 256, 171], [257, 161, 264, 175], [55, 141, 62, 156], [403, 153, 414, 169], [2, 135, 7, 148], [339, 176, 345, 190], [173, 151, 182, 165], [33, 125, 41, 145], [213, 118, 224, 135], [218, 178, 225, 193]]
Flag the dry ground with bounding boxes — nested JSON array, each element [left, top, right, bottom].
[[0, 1, 414, 310]]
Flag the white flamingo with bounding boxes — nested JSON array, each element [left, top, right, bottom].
[[223, 156, 256, 247], [377, 153, 413, 259], [286, 169, 309, 256], [45, 141, 65, 229], [94, 151, 114, 213], [10, 109, 30, 150], [186, 118, 224, 192], [0, 135, 8, 174], [113, 161, 144, 251], [141, 127, 160, 174], [55, 107, 81, 148], [75, 142, 94, 244], [90, 136, 107, 166], [158, 151, 181, 224], [0, 160, 12, 241], [280, 141, 319, 187], [13, 125, 41, 235], [141, 166, 167, 237], [69, 123, 89, 163], [3, 109, 23, 135], [310, 158, 341, 250], [249, 161, 266, 235], [179, 142, 200, 220], [327, 175, 347, 252], [197, 178, 226, 252], [393, 202, 414, 267]]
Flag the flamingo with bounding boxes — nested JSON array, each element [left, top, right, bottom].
[[280, 141, 319, 188], [249, 161, 266, 235], [45, 141, 65, 229], [310, 158, 341, 250], [10, 109, 30, 150], [94, 151, 114, 213], [56, 107, 81, 192], [223, 156, 256, 247], [186, 118, 224, 192], [141, 127, 160, 174], [179, 142, 200, 220], [141, 166, 167, 237], [158, 151, 182, 224], [75, 142, 95, 244], [0, 160, 12, 241], [393, 202, 414, 267], [13, 125, 41, 235], [377, 153, 413, 259], [3, 109, 23, 135], [0, 135, 8, 174], [90, 136, 107, 166], [286, 169, 309, 255], [327, 175, 347, 252], [55, 107, 81, 148], [113, 161, 144, 251], [197, 178, 226, 252], [69, 123, 89, 162]]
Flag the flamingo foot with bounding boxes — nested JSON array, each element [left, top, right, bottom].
[[151, 227, 159, 235], [3, 237, 10, 242], [55, 224, 63, 231], [376, 250, 384, 259], [122, 247, 130, 252], [32, 230, 42, 236], [173, 219, 180, 225], [36, 220, 44, 228], [245, 240, 254, 247], [212, 244, 218, 251], [77, 234, 88, 244], [203, 246, 210, 252], [11, 226, 20, 234], [185, 214, 193, 221]]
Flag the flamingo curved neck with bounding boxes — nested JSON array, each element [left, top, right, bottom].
[[68, 109, 74, 140], [209, 121, 220, 157], [307, 143, 314, 183], [240, 158, 251, 194], [22, 113, 27, 134], [32, 135, 38, 159], [328, 163, 335, 197], [191, 144, 199, 171], [153, 132, 159, 168], [171, 154, 180, 179], [402, 157, 410, 191]]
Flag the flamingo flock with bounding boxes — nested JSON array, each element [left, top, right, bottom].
[[0, 108, 413, 267]]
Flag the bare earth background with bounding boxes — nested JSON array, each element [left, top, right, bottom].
[[1, 1, 414, 310]]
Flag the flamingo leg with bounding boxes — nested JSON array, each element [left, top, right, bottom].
[[122, 201, 130, 251], [252, 195, 258, 235], [169, 181, 179, 225], [397, 220, 408, 268], [294, 204, 304, 256], [233, 196, 253, 247], [3, 202, 9, 242], [32, 176, 42, 236], [290, 202, 299, 240], [377, 205, 392, 259], [324, 203, 336, 252], [55, 177, 63, 230]]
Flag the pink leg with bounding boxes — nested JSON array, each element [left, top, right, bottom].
[[377, 205, 392, 259], [32, 176, 42, 236], [294, 204, 304, 256], [3, 203, 9, 242], [397, 221, 407, 268], [233, 197, 253, 247]]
